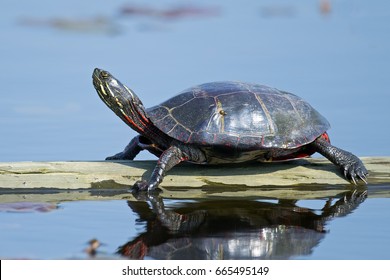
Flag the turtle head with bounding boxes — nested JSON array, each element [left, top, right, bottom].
[[92, 68, 150, 134]]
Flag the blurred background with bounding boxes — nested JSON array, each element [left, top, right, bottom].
[[1, 0, 389, 162]]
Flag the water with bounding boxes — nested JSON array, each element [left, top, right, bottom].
[[1, 0, 390, 259], [0, 191, 389, 259]]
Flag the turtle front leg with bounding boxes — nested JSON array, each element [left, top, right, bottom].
[[310, 137, 368, 184], [106, 135, 144, 160], [133, 146, 189, 192], [106, 135, 164, 160]]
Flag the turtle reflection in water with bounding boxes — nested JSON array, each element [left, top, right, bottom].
[[92, 69, 368, 192], [117, 190, 366, 260]]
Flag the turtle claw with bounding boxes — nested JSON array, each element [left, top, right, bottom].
[[342, 161, 369, 185], [358, 172, 368, 184], [351, 174, 357, 185]]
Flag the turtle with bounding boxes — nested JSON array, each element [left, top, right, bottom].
[[92, 68, 368, 191]]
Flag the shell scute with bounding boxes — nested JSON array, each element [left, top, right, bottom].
[[147, 82, 330, 150]]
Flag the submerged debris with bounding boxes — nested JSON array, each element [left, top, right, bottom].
[[0, 202, 57, 213], [119, 4, 220, 20], [17, 4, 220, 34], [259, 5, 296, 18], [84, 238, 104, 258], [18, 16, 121, 35], [320, 0, 332, 15]]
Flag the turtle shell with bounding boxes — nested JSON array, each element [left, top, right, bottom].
[[147, 81, 330, 150]]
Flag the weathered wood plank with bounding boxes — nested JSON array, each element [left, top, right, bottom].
[[0, 157, 389, 202], [0, 157, 389, 189]]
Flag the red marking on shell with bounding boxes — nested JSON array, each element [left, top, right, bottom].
[[180, 156, 189, 161], [320, 132, 330, 143]]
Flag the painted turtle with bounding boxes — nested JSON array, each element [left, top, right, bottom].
[[92, 68, 368, 191]]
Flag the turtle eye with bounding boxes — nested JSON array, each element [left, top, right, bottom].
[[101, 71, 110, 79]]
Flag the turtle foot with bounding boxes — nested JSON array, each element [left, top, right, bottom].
[[311, 138, 369, 185], [105, 152, 125, 160], [131, 180, 161, 193], [105, 151, 136, 160], [342, 159, 369, 185]]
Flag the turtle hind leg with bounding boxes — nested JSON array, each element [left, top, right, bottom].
[[310, 137, 368, 184]]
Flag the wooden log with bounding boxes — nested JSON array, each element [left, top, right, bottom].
[[0, 157, 389, 202]]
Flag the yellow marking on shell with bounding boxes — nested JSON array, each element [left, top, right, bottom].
[[254, 93, 275, 134], [216, 100, 225, 133]]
